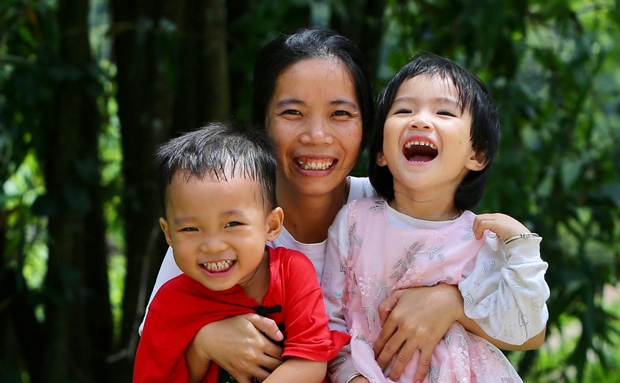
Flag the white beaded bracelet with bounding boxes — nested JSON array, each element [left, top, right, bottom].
[[503, 233, 540, 245]]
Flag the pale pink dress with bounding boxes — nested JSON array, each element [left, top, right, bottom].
[[323, 198, 548, 383]]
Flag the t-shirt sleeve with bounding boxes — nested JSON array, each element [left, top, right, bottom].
[[279, 249, 350, 362], [458, 235, 550, 345], [139, 246, 183, 335]]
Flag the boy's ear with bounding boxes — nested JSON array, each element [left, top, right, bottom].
[[376, 151, 388, 167], [466, 150, 488, 171], [266, 207, 284, 241], [159, 217, 173, 246]]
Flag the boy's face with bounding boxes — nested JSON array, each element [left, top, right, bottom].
[[160, 171, 282, 292], [377, 75, 486, 203]]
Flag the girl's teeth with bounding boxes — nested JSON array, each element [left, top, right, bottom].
[[203, 260, 234, 272], [405, 141, 436, 150]]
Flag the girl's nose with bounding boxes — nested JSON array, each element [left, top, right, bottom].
[[299, 117, 334, 145], [408, 115, 434, 130]]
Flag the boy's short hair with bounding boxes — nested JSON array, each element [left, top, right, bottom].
[[156, 122, 278, 215], [369, 52, 500, 211]]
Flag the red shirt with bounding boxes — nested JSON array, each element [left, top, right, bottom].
[[134, 246, 349, 382]]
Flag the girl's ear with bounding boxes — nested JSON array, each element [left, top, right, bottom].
[[376, 151, 388, 167], [266, 207, 284, 241], [466, 150, 488, 171], [159, 217, 173, 246]]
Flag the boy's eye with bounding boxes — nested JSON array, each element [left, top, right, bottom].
[[180, 227, 198, 232], [225, 221, 243, 228]]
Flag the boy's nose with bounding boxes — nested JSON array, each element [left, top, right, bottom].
[[200, 236, 227, 254]]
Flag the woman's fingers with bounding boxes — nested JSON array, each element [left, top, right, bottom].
[[241, 313, 284, 342]]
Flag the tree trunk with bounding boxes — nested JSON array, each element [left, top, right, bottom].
[[110, 1, 185, 380], [174, 0, 230, 133], [41, 0, 111, 382]]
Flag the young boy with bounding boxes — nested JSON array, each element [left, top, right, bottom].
[[133, 122, 349, 383]]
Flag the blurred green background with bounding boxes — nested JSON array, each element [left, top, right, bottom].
[[1, 0, 619, 382]]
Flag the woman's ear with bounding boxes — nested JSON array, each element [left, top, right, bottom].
[[159, 217, 173, 246], [266, 207, 284, 241], [466, 150, 488, 171], [376, 151, 388, 167]]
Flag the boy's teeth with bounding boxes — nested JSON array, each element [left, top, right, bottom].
[[297, 160, 333, 170], [203, 260, 234, 272], [405, 141, 436, 150]]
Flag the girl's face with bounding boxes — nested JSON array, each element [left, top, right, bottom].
[[377, 75, 486, 202], [266, 59, 363, 197]]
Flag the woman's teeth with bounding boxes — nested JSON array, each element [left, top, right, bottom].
[[203, 260, 234, 272], [297, 160, 333, 170]]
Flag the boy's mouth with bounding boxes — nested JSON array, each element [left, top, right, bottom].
[[403, 140, 437, 162], [201, 260, 235, 273]]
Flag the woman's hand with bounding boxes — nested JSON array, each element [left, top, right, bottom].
[[373, 284, 463, 382], [187, 313, 284, 383]]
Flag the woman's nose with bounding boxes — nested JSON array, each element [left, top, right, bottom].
[[299, 117, 334, 145]]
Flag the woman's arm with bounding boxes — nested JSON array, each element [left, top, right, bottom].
[[372, 283, 464, 383], [263, 359, 326, 383], [184, 314, 285, 383]]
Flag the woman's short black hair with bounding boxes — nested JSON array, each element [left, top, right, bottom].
[[251, 28, 374, 148], [369, 52, 500, 211]]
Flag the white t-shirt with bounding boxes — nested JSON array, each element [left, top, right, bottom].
[[139, 176, 375, 333]]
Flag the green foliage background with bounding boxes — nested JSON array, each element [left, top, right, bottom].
[[1, 0, 619, 382]]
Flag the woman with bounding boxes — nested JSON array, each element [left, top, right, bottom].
[[144, 28, 544, 383]]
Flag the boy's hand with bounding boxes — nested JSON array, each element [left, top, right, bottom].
[[473, 213, 530, 242]]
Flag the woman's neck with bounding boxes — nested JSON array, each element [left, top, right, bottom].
[[276, 179, 349, 244]]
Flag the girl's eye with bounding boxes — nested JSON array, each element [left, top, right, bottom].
[[225, 221, 243, 228], [438, 110, 456, 117], [394, 108, 411, 114]]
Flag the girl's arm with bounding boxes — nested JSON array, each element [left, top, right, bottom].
[[263, 359, 326, 383], [461, 213, 550, 345]]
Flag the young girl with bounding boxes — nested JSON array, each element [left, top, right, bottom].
[[322, 53, 550, 383]]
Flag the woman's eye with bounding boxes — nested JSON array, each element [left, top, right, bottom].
[[282, 109, 301, 116], [333, 110, 351, 117], [225, 221, 243, 228]]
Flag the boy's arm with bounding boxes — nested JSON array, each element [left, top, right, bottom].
[[262, 359, 326, 383]]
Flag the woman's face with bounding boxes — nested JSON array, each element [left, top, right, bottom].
[[266, 58, 363, 197]]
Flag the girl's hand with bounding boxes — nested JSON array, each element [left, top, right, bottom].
[[349, 376, 371, 383], [373, 284, 462, 382], [189, 313, 284, 383], [473, 213, 530, 242]]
